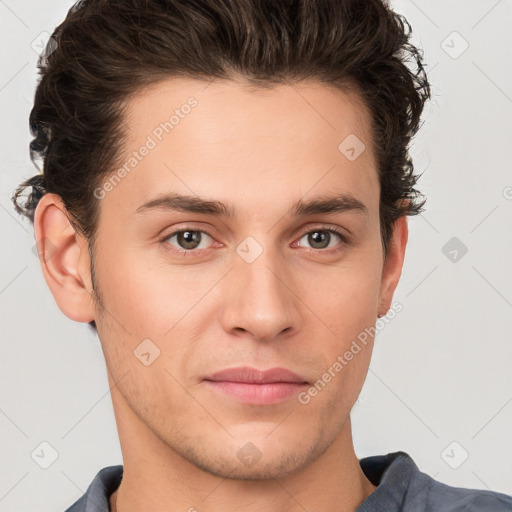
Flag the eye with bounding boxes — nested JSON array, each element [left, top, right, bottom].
[[159, 225, 348, 257], [162, 229, 214, 255], [295, 228, 347, 252]]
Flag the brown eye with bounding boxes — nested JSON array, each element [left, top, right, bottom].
[[176, 230, 202, 249], [163, 229, 213, 253], [307, 230, 331, 249], [297, 229, 344, 250]]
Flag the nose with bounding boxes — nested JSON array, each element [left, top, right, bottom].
[[220, 242, 302, 342]]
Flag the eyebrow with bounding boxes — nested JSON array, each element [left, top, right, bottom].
[[135, 192, 368, 219]]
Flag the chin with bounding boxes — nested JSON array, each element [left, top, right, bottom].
[[176, 433, 324, 481]]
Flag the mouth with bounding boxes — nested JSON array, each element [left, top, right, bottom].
[[203, 366, 309, 405]]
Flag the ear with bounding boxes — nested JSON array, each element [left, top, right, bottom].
[[377, 215, 408, 317], [33, 193, 96, 323]]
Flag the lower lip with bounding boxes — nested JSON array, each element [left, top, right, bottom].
[[204, 381, 308, 405]]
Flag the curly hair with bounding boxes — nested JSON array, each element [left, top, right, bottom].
[[13, 0, 431, 275]]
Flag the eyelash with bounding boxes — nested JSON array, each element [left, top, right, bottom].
[[159, 225, 349, 257]]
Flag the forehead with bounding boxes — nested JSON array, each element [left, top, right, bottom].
[[123, 77, 374, 153], [105, 77, 379, 220]]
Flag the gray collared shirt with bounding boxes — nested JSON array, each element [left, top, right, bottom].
[[63, 451, 512, 511]]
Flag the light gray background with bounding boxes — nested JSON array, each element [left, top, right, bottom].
[[1, 1, 511, 510]]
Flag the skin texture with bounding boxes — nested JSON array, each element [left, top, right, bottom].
[[34, 78, 408, 512]]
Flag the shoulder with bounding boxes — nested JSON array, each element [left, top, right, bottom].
[[425, 475, 512, 511], [358, 451, 512, 512], [63, 465, 123, 512]]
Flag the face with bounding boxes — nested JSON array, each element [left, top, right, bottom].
[[61, 78, 405, 479]]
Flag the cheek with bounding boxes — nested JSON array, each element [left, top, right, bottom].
[[97, 248, 193, 334], [94, 251, 217, 380], [301, 275, 378, 416], [304, 255, 382, 341]]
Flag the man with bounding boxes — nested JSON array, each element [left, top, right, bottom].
[[12, 0, 512, 510]]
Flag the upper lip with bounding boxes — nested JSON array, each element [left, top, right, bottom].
[[204, 366, 308, 384]]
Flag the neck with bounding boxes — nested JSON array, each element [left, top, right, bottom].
[[108, 377, 376, 512]]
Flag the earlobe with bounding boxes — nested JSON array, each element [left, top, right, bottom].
[[33, 194, 96, 323], [377, 215, 409, 317]]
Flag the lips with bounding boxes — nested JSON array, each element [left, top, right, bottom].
[[204, 366, 308, 384], [203, 366, 309, 405]]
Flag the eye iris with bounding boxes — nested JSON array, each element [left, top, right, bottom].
[[177, 230, 201, 249], [308, 230, 330, 249]]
